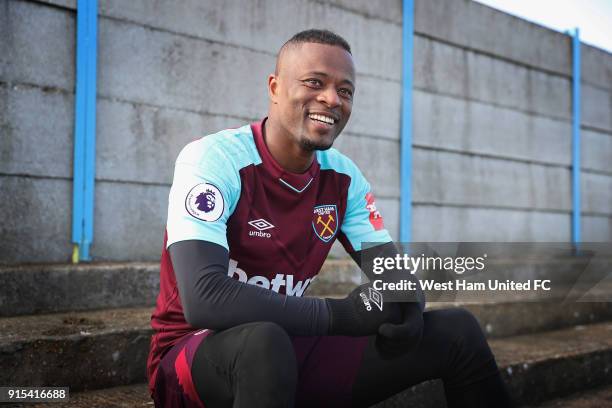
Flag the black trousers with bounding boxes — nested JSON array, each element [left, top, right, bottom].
[[191, 308, 513, 408]]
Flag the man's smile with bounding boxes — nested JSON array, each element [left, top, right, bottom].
[[308, 112, 338, 125]]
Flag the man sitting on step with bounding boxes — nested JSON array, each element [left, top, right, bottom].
[[146, 29, 513, 408]]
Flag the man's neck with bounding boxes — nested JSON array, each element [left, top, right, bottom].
[[264, 117, 314, 174]]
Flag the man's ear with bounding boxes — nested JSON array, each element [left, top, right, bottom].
[[268, 74, 279, 103]]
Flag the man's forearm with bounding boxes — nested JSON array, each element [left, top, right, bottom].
[[170, 240, 330, 336]]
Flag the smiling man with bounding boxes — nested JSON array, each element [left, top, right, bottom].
[[265, 40, 354, 168], [146, 30, 512, 408]]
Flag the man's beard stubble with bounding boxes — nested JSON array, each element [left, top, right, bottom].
[[299, 139, 333, 152], [299, 131, 336, 152]]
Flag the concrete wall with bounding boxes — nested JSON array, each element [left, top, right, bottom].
[[1, 0, 611, 264], [412, 0, 612, 243]]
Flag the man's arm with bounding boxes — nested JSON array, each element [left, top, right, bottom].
[[170, 239, 400, 337], [170, 240, 329, 335]]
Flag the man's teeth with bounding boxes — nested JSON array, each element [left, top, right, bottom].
[[309, 114, 336, 125]]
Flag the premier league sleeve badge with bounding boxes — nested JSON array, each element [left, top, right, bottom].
[[185, 182, 225, 222]]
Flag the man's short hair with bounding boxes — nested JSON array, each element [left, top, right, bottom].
[[282, 29, 352, 55]]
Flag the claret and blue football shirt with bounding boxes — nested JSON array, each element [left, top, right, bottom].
[[147, 119, 391, 391]]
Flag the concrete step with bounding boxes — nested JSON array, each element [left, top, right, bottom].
[[2, 307, 612, 406], [3, 258, 612, 317], [528, 384, 612, 407], [433, 301, 612, 338], [0, 260, 360, 317], [493, 322, 612, 406], [0, 307, 152, 392], [0, 263, 160, 317]]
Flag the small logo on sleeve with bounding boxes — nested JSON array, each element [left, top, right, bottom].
[[365, 193, 384, 231], [185, 183, 224, 222]]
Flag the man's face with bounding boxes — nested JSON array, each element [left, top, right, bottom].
[[269, 42, 355, 151]]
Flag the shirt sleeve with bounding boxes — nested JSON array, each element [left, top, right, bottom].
[[170, 240, 331, 336], [166, 140, 240, 250], [338, 164, 392, 253]]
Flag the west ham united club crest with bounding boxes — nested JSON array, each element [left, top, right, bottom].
[[312, 205, 338, 242]]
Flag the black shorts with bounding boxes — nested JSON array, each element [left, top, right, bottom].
[[152, 328, 369, 407]]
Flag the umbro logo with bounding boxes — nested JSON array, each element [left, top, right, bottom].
[[248, 218, 274, 238], [248, 219, 275, 231]]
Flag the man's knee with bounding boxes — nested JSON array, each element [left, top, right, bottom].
[[428, 308, 490, 354], [444, 308, 486, 344], [240, 322, 297, 379], [242, 322, 294, 354]]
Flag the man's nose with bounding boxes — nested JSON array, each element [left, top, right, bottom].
[[317, 86, 341, 108]]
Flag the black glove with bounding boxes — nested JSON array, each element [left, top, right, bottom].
[[375, 302, 423, 357], [326, 284, 402, 336]]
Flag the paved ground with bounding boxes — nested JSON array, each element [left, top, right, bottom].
[[5, 383, 612, 407]]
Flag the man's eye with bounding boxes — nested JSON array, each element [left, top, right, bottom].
[[304, 79, 322, 87], [339, 88, 353, 98]]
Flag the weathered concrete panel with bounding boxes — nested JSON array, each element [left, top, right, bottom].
[[0, 176, 72, 264], [344, 77, 401, 140], [0, 0, 9, 78], [0, 85, 73, 178], [467, 51, 528, 112], [582, 84, 612, 133], [29, 0, 76, 9], [582, 44, 612, 92], [413, 149, 571, 211], [414, 36, 466, 103], [326, 0, 402, 23], [97, 17, 271, 124], [97, 18, 397, 140], [91, 181, 169, 261], [525, 69, 571, 120], [96, 99, 240, 184], [582, 215, 612, 242], [334, 136, 400, 198], [414, 36, 571, 120], [2, 1, 74, 90], [0, 84, 6, 135], [415, 0, 571, 77], [413, 205, 570, 242], [96, 0, 402, 81], [376, 197, 399, 241], [582, 172, 612, 215], [414, 90, 571, 165], [582, 129, 612, 174]]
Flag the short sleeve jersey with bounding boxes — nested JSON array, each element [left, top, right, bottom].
[[146, 119, 391, 392]]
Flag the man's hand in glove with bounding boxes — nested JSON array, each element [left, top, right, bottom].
[[326, 284, 402, 336], [376, 302, 424, 358]]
